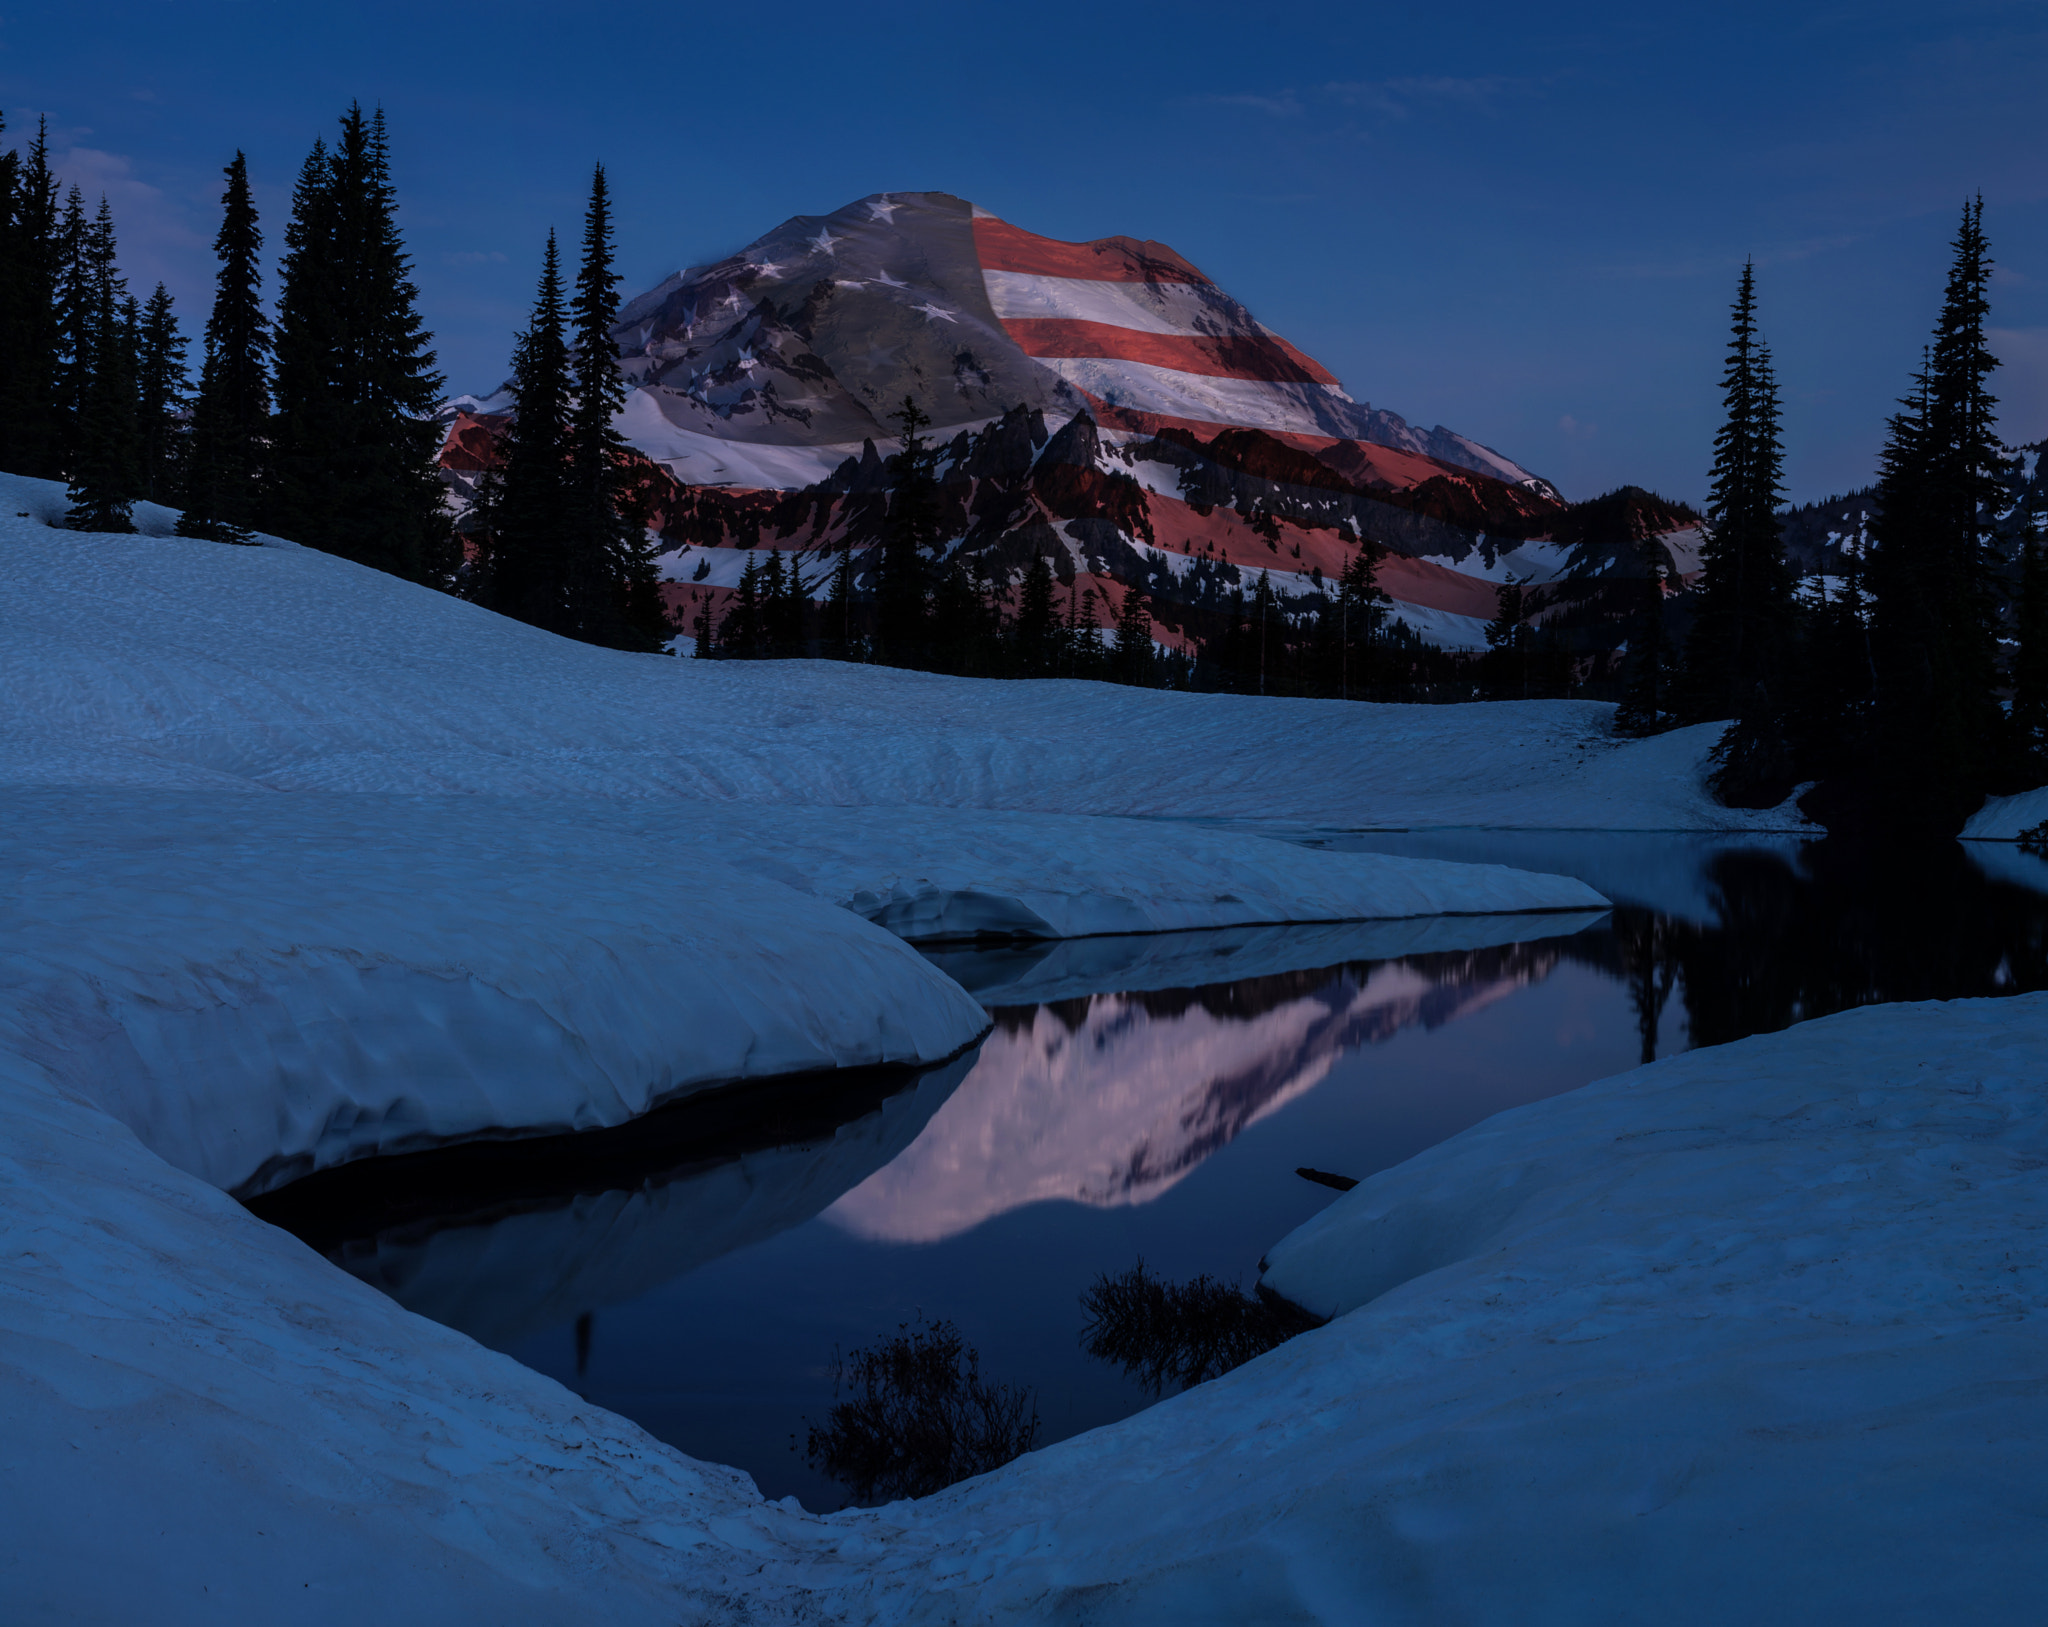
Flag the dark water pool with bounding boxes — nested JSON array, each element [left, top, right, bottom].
[[253, 834, 2048, 1510]]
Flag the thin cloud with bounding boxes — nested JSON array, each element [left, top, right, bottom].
[[1595, 233, 1865, 281], [1324, 75, 1520, 119], [1198, 91, 1305, 118]]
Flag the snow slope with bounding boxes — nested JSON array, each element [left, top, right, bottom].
[[1963, 785, 2048, 840], [8, 985, 2043, 1619], [1, 475, 1794, 833]]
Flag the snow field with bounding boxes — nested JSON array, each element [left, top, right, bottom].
[[0, 473, 1794, 833]]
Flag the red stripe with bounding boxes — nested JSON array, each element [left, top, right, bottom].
[[1004, 318, 1339, 387], [973, 217, 1211, 286]]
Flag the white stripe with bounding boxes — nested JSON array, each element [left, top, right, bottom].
[[981, 270, 1262, 338], [1034, 356, 1356, 437]]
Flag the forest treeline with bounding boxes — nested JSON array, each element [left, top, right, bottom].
[[1607, 202, 2047, 838]]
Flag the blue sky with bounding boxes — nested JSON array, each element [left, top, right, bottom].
[[3, 0, 2043, 503]]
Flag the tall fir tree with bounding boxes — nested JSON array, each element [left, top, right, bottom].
[[1336, 533, 1389, 700], [1112, 584, 1155, 686], [266, 106, 450, 583], [1484, 577, 1528, 698], [179, 152, 270, 543], [134, 283, 189, 504], [1013, 551, 1058, 674], [479, 230, 576, 630], [1615, 547, 1677, 736], [0, 114, 66, 478], [877, 396, 939, 662], [51, 186, 93, 473], [825, 543, 860, 659], [1863, 199, 2005, 836], [64, 200, 140, 530], [565, 163, 667, 650], [1684, 261, 1792, 725]]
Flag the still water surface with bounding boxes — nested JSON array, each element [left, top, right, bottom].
[[257, 833, 2048, 1509]]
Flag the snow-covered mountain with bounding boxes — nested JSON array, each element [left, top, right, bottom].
[[441, 192, 1615, 653]]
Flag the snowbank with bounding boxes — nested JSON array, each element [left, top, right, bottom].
[[8, 985, 2043, 1619], [1, 787, 989, 1196], [1963, 785, 2048, 840]]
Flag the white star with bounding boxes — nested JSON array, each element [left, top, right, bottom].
[[867, 196, 898, 223], [720, 288, 745, 314], [810, 227, 839, 255], [913, 302, 958, 324], [874, 269, 906, 288], [750, 259, 785, 279], [833, 278, 866, 290]]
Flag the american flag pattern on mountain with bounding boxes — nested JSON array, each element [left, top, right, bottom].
[[441, 191, 1546, 499]]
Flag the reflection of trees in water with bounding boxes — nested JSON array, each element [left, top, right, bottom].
[[1080, 1260, 1324, 1397], [802, 1316, 1039, 1507], [1569, 843, 2048, 1057]]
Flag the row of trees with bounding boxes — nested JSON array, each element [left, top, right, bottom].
[[692, 395, 1413, 697], [2, 105, 663, 652], [460, 169, 667, 650], [0, 117, 191, 523], [1615, 198, 2038, 837], [0, 106, 454, 579]]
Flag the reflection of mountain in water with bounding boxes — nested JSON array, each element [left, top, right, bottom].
[[257, 1058, 970, 1350], [826, 942, 1566, 1245]]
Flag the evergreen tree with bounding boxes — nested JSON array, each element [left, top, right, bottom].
[[1336, 533, 1389, 700], [1253, 568, 1276, 695], [561, 162, 666, 650], [0, 114, 66, 478], [724, 552, 763, 657], [480, 231, 576, 629], [1112, 584, 1155, 686], [1484, 577, 1528, 698], [1615, 551, 1676, 735], [51, 187, 93, 472], [267, 107, 450, 583], [134, 283, 189, 504], [1863, 199, 2006, 836], [180, 152, 269, 544], [1684, 261, 1792, 724], [877, 396, 939, 662], [64, 201, 140, 531], [1013, 551, 1057, 675], [760, 549, 790, 655], [825, 544, 859, 658]]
